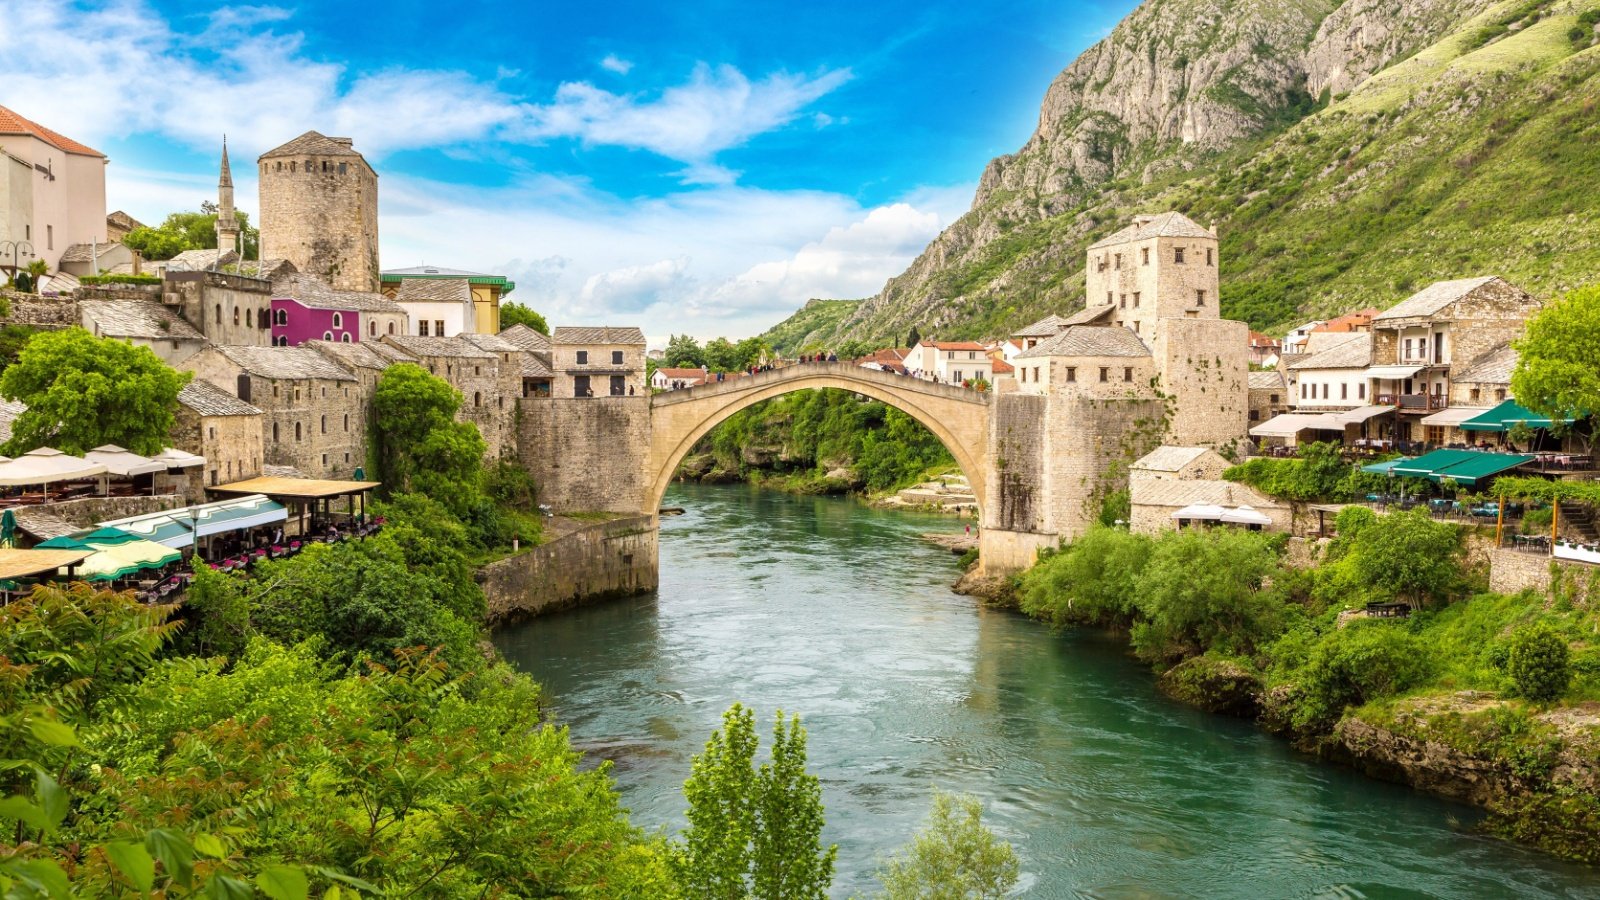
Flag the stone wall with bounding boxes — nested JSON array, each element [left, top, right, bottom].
[[1042, 394, 1169, 540], [520, 396, 651, 513], [985, 393, 1046, 534], [173, 408, 264, 492], [482, 516, 659, 622], [0, 291, 77, 326], [164, 270, 274, 346], [258, 151, 380, 293], [40, 494, 187, 529], [1155, 316, 1250, 451], [1448, 280, 1541, 373]]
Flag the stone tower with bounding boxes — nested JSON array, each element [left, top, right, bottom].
[[215, 136, 241, 255], [256, 131, 379, 292]]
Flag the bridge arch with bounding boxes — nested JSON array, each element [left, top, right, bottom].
[[646, 363, 991, 514]]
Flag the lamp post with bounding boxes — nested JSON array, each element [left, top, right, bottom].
[[0, 240, 34, 282]]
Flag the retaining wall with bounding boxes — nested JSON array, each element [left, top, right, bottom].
[[482, 515, 658, 622]]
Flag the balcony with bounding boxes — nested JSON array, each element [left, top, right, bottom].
[[1375, 393, 1448, 412]]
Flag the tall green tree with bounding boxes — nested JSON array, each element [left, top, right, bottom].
[[122, 204, 260, 260], [371, 363, 478, 496], [872, 792, 1020, 900], [906, 326, 921, 349], [0, 328, 189, 455], [1512, 284, 1600, 422], [499, 302, 549, 335], [672, 703, 836, 899], [665, 334, 706, 368]]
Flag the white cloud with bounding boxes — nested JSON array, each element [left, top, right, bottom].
[[600, 54, 634, 75]]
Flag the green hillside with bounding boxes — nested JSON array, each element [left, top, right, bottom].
[[764, 0, 1600, 346]]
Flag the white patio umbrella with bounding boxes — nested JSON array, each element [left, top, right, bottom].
[[150, 448, 207, 470], [0, 448, 108, 487], [84, 445, 167, 477], [1220, 505, 1274, 527], [1171, 504, 1226, 521]]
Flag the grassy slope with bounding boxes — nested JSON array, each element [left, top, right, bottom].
[[760, 298, 861, 355], [763, 0, 1600, 345]]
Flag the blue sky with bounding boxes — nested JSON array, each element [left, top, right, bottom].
[[1, 0, 1138, 341]]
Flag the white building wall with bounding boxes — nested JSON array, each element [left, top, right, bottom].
[[1290, 368, 1370, 409], [399, 301, 469, 336]]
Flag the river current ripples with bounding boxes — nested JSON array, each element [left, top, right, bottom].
[[493, 483, 1600, 898]]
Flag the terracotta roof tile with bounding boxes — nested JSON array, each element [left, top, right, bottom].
[[0, 105, 104, 157]]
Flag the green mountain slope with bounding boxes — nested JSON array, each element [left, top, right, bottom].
[[764, 0, 1600, 347]]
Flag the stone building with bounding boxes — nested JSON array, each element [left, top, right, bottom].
[[1286, 333, 1372, 410], [57, 241, 136, 277], [498, 324, 554, 397], [550, 326, 646, 398], [1129, 445, 1232, 484], [79, 298, 208, 365], [0, 104, 107, 271], [1129, 477, 1290, 536], [382, 334, 519, 457], [186, 345, 365, 479], [1248, 370, 1288, 426], [257, 132, 379, 293], [270, 273, 408, 346], [174, 379, 264, 490], [105, 210, 144, 243], [380, 265, 514, 334], [163, 270, 274, 347]]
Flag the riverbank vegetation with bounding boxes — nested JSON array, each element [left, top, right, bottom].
[[678, 388, 956, 497], [1017, 510, 1600, 862]]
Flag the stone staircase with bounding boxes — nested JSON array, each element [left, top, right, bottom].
[[1558, 500, 1600, 544], [880, 473, 978, 514]]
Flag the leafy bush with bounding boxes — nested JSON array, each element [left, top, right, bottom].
[[1506, 623, 1571, 703], [1130, 528, 1284, 662], [1286, 622, 1433, 728], [1019, 527, 1151, 628], [77, 273, 161, 285], [871, 792, 1019, 900]]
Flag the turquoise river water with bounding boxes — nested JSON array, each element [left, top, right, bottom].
[[493, 483, 1600, 898]]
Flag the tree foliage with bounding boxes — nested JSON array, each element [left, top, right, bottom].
[[872, 792, 1020, 900], [672, 703, 836, 899], [1315, 507, 1465, 608], [498, 302, 549, 335], [1506, 623, 1571, 703], [1512, 284, 1600, 423], [0, 327, 189, 455], [371, 363, 481, 499], [122, 204, 260, 260]]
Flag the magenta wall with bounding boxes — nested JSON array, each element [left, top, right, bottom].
[[271, 298, 360, 346]]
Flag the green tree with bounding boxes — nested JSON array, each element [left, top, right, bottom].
[[1130, 528, 1283, 662], [704, 337, 740, 372], [1020, 526, 1151, 629], [1512, 284, 1600, 423], [836, 339, 872, 361], [24, 258, 47, 293], [906, 326, 921, 349], [0, 327, 189, 455], [1288, 621, 1433, 728], [672, 703, 836, 899], [122, 205, 260, 260], [872, 792, 1020, 900], [371, 363, 481, 499], [1506, 623, 1571, 703], [1318, 507, 1464, 608], [666, 334, 706, 368], [499, 302, 549, 335]]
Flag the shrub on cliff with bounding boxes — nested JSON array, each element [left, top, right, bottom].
[[1019, 527, 1150, 628], [1506, 623, 1571, 703], [1281, 621, 1433, 729], [1130, 528, 1284, 663]]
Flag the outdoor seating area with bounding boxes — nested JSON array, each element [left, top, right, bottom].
[[0, 445, 206, 507], [1171, 503, 1274, 530]]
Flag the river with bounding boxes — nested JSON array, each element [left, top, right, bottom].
[[494, 483, 1599, 897]]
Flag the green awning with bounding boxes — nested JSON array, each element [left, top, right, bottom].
[[1459, 399, 1574, 433], [38, 532, 182, 581], [1429, 452, 1535, 486], [1361, 458, 1412, 475], [1391, 449, 1479, 477]]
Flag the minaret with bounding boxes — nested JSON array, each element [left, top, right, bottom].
[[215, 136, 241, 256]]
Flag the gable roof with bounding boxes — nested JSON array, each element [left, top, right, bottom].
[[1063, 305, 1115, 326], [179, 379, 262, 417], [165, 248, 239, 271], [0, 105, 104, 157], [382, 335, 496, 359], [552, 326, 645, 345], [1014, 314, 1070, 338], [921, 340, 987, 351], [1287, 332, 1372, 371], [259, 131, 365, 160], [59, 242, 126, 264], [80, 299, 207, 342], [657, 367, 709, 380], [383, 265, 489, 277], [305, 339, 406, 372], [990, 358, 1014, 375], [459, 332, 520, 354], [273, 274, 405, 314], [1016, 325, 1151, 359], [499, 324, 551, 353], [1373, 277, 1501, 322], [211, 345, 358, 381], [1132, 446, 1222, 473], [1088, 212, 1213, 251], [395, 278, 471, 303], [1133, 478, 1286, 511], [1454, 343, 1518, 385], [1312, 308, 1380, 333], [1248, 370, 1285, 391]]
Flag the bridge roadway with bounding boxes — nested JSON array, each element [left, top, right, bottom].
[[646, 362, 992, 513]]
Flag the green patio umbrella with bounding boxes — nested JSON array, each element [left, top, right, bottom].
[[354, 466, 366, 481], [0, 509, 15, 549]]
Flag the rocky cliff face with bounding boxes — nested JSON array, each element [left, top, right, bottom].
[[772, 0, 1520, 349]]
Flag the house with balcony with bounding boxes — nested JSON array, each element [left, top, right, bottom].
[[551, 326, 646, 398], [909, 340, 992, 385]]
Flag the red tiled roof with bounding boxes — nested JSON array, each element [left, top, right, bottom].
[[1248, 331, 1280, 347], [991, 358, 1015, 374], [922, 341, 987, 351], [0, 105, 104, 157], [1312, 308, 1381, 334], [657, 367, 708, 380]]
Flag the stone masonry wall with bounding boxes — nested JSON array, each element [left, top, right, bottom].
[[985, 392, 1046, 534], [1448, 282, 1541, 372], [174, 408, 265, 491], [1155, 316, 1250, 452], [165, 271, 274, 346], [482, 516, 659, 622], [258, 154, 380, 293], [1042, 394, 1169, 540], [0, 291, 77, 326], [41, 494, 188, 530], [520, 396, 651, 513]]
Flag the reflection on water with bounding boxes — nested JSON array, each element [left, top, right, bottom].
[[494, 484, 1599, 897]]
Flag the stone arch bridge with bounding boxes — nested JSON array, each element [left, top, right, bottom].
[[647, 363, 991, 513]]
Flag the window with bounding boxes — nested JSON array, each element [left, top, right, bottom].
[[320, 415, 326, 434], [322, 454, 327, 467], [339, 162, 347, 175], [419, 320, 430, 336], [1097, 255, 1107, 272], [1207, 248, 1214, 266], [574, 374, 591, 397], [1066, 367, 1076, 382], [295, 423, 302, 441], [290, 162, 296, 172], [323, 331, 333, 341], [1033, 367, 1040, 383], [435, 320, 444, 335], [1251, 410, 1260, 422], [1359, 384, 1367, 399], [1321, 384, 1329, 399], [215, 304, 223, 324], [1123, 367, 1133, 382], [237, 374, 252, 401], [344, 414, 349, 431], [609, 375, 626, 396], [1099, 367, 1109, 383], [388, 322, 396, 335], [232, 307, 239, 326], [1270, 394, 1279, 403], [370, 321, 376, 337], [46, 225, 52, 250], [1119, 293, 1127, 309], [1133, 321, 1141, 334], [1470, 388, 1481, 402], [272, 423, 279, 442], [331, 312, 342, 329], [1174, 247, 1185, 264], [1106, 291, 1113, 305], [1496, 388, 1507, 401], [273, 383, 280, 398], [474, 391, 481, 407], [612, 350, 624, 365], [208, 426, 216, 440], [294, 388, 301, 401], [1114, 253, 1122, 270], [1341, 383, 1348, 400], [1196, 289, 1206, 306], [341, 333, 351, 343], [1133, 292, 1141, 308], [577, 350, 589, 364], [1141, 247, 1150, 265], [1300, 384, 1307, 399]]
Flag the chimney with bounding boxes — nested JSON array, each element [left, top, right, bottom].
[[1133, 215, 1156, 227], [1209, 220, 1218, 237], [330, 137, 354, 147]]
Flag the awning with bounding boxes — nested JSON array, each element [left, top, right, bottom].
[[1361, 457, 1412, 475], [37, 531, 182, 581], [1249, 413, 1345, 438], [1220, 505, 1274, 526], [1366, 365, 1426, 380], [84, 445, 166, 477], [208, 475, 381, 500], [0, 448, 108, 487], [1390, 449, 1534, 485], [1392, 449, 1481, 478], [151, 447, 207, 470], [190, 494, 288, 538], [0, 548, 91, 581], [1460, 399, 1576, 433], [1420, 407, 1489, 428], [1171, 504, 1226, 521], [98, 509, 197, 551], [1336, 405, 1394, 425]]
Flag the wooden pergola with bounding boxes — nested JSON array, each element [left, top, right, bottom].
[[206, 476, 381, 537], [0, 548, 92, 600]]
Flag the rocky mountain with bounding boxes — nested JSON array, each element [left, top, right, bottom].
[[766, 0, 1600, 351]]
